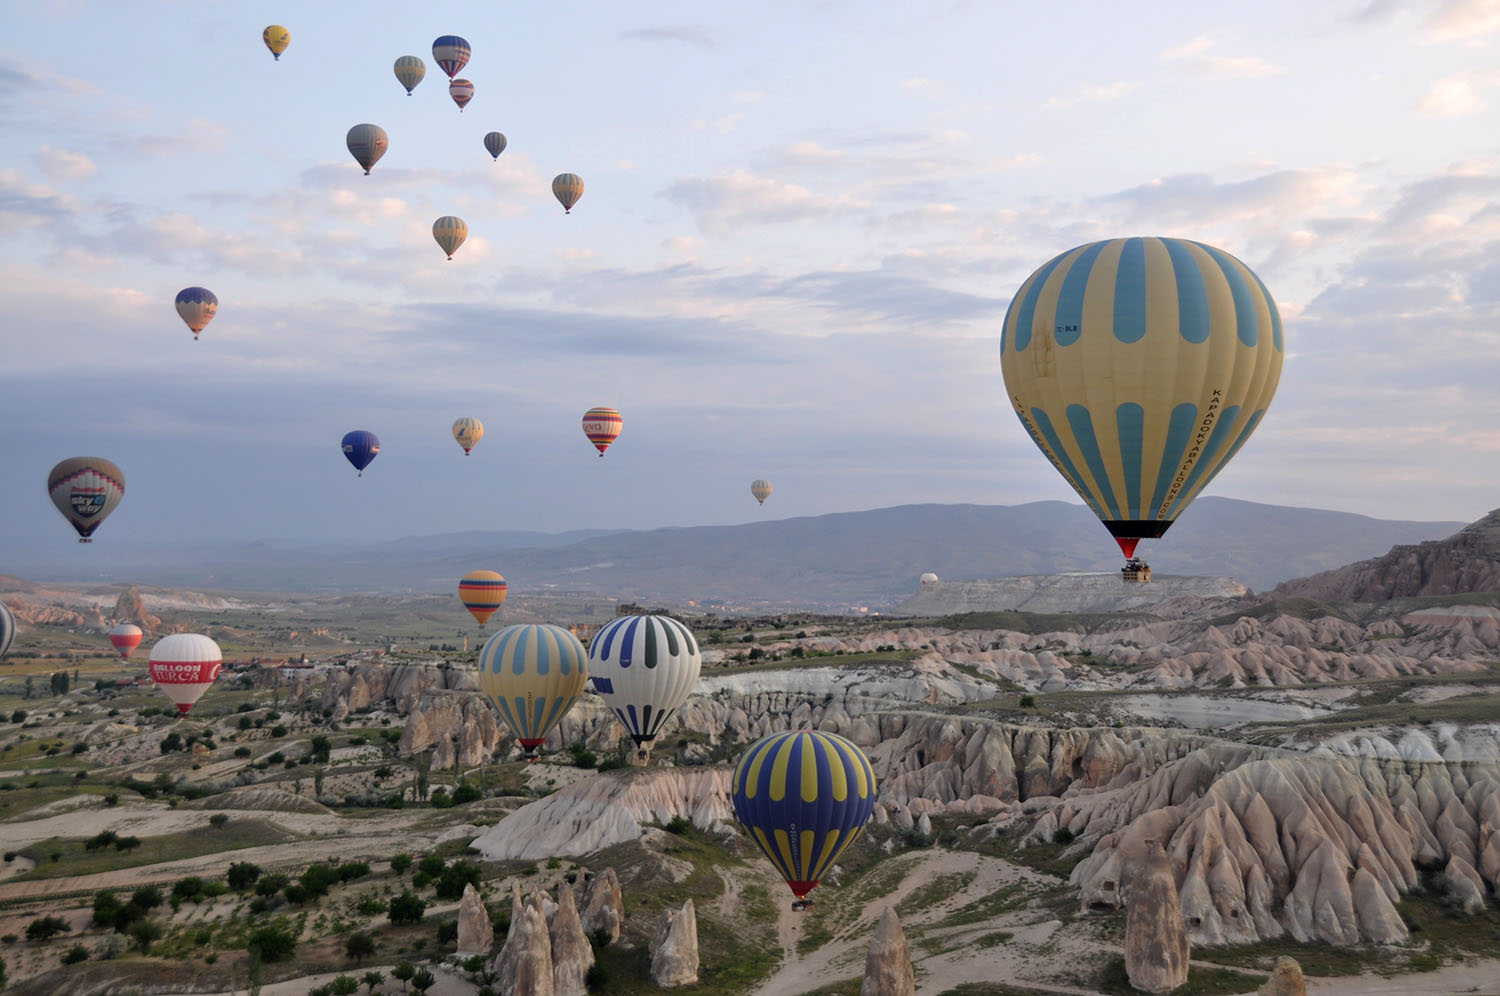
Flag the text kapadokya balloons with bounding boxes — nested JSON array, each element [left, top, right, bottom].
[[432, 216, 468, 259], [432, 35, 471, 78], [452, 416, 483, 454], [109, 623, 143, 659], [581, 407, 621, 456], [175, 287, 218, 340], [483, 132, 507, 160], [393, 55, 426, 95], [587, 614, 701, 763], [48, 457, 125, 543], [552, 173, 584, 213], [262, 25, 290, 60], [732, 730, 877, 900], [346, 124, 388, 175], [148, 633, 222, 715], [0, 602, 14, 660], [340, 430, 380, 476], [459, 570, 508, 628], [751, 479, 773, 505], [477, 623, 588, 758], [448, 79, 474, 111], [1000, 236, 1283, 564]]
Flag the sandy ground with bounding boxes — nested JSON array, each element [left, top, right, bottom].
[[171, 963, 479, 996]]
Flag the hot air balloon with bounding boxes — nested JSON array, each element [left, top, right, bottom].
[[587, 614, 701, 764], [346, 124, 388, 175], [483, 132, 507, 160], [148, 633, 222, 715], [0, 601, 14, 661], [48, 457, 125, 543], [751, 479, 773, 505], [1000, 237, 1283, 582], [477, 624, 588, 759], [732, 730, 877, 908], [452, 416, 484, 455], [448, 79, 474, 111], [340, 430, 380, 476], [552, 173, 584, 214], [581, 407, 621, 456], [432, 216, 468, 259], [432, 35, 471, 78], [919, 572, 939, 588], [175, 287, 218, 340], [262, 25, 290, 60], [109, 623, 144, 659], [393, 55, 426, 95], [459, 570, 508, 628]]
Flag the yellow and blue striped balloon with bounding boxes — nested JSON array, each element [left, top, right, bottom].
[[732, 730, 877, 899], [459, 569, 507, 627], [262, 25, 289, 61], [1000, 236, 1283, 560], [432, 216, 468, 260], [552, 173, 585, 213], [452, 416, 484, 455], [477, 624, 588, 755], [393, 56, 426, 95]]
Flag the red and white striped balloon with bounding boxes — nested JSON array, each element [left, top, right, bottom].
[[109, 623, 143, 659], [148, 633, 222, 715]]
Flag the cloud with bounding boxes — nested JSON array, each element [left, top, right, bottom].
[[1417, 69, 1500, 114], [1162, 35, 1287, 77], [1043, 81, 1136, 110], [619, 26, 713, 47], [35, 144, 96, 182], [1423, 0, 1500, 40], [663, 169, 865, 234], [0, 169, 78, 227]]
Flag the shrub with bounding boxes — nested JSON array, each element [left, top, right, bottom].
[[417, 855, 445, 878], [127, 918, 162, 953], [246, 920, 298, 962], [1019, 694, 1036, 708], [26, 916, 70, 941], [61, 944, 89, 964], [344, 931, 376, 961], [85, 830, 119, 851], [390, 853, 412, 874], [337, 861, 371, 882], [1052, 827, 1075, 845], [388, 891, 426, 925], [130, 886, 163, 910], [428, 788, 453, 809], [436, 920, 458, 945], [227, 862, 262, 890], [451, 781, 481, 804], [434, 861, 481, 901], [209, 812, 230, 830]]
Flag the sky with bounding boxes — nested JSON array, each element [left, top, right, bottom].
[[3, 0, 1500, 559]]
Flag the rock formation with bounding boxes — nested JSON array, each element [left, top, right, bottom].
[[547, 882, 594, 996], [579, 867, 623, 944], [892, 572, 1246, 616], [1273, 509, 1493, 602], [111, 586, 161, 631], [1124, 839, 1189, 994], [860, 907, 915, 996], [492, 900, 553, 996], [650, 899, 700, 988], [457, 882, 493, 957], [1258, 956, 1305, 996]]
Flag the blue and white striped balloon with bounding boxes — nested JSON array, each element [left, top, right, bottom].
[[587, 614, 701, 759], [0, 601, 14, 660]]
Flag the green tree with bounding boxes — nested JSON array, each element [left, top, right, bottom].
[[246, 920, 298, 962], [410, 968, 435, 994], [314, 766, 325, 799], [209, 812, 230, 830], [26, 916, 69, 941], [127, 918, 163, 953], [388, 891, 426, 925], [434, 861, 481, 901], [310, 735, 332, 763], [329, 976, 360, 996], [92, 890, 122, 929], [344, 932, 375, 961], [160, 732, 184, 754], [392, 962, 416, 992], [227, 861, 262, 890], [61, 944, 88, 965], [361, 970, 384, 994]]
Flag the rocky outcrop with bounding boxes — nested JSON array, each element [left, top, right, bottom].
[[547, 882, 593, 996], [471, 768, 733, 861], [401, 692, 505, 767], [493, 900, 553, 996], [1125, 840, 1189, 994], [1272, 509, 1494, 602], [1258, 956, 1305, 995], [650, 899, 699, 988], [861, 907, 915, 996], [111, 586, 160, 631], [580, 867, 623, 943], [180, 787, 332, 814], [457, 882, 493, 957], [892, 573, 1246, 616]]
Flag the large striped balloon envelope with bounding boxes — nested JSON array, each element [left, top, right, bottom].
[[458, 569, 508, 627], [587, 614, 701, 761], [47, 457, 125, 543], [0, 601, 14, 660], [581, 406, 622, 456], [109, 623, 144, 659], [477, 624, 588, 757], [1000, 236, 1282, 564], [732, 730, 877, 900], [148, 633, 222, 715]]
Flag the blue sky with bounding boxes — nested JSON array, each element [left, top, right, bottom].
[[3, 0, 1500, 556]]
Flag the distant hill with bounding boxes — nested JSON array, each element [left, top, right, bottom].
[[0, 499, 1465, 610], [1272, 507, 1500, 602]]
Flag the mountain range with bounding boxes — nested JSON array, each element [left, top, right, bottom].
[[0, 498, 1467, 610]]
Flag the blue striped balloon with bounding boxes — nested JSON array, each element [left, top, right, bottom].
[[732, 730, 877, 899], [477, 623, 589, 756], [587, 614, 701, 754], [432, 35, 471, 78], [340, 430, 380, 476]]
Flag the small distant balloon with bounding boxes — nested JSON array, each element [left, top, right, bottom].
[[393, 55, 426, 95], [346, 123, 388, 175], [109, 623, 143, 659], [432, 216, 468, 260], [582, 407, 621, 456], [919, 572, 939, 588], [48, 457, 125, 543], [459, 569, 508, 628], [484, 132, 507, 160], [432, 35, 471, 78], [452, 416, 484, 454], [552, 173, 584, 213], [341, 430, 380, 476], [175, 287, 218, 340], [148, 633, 222, 715], [262, 25, 290, 60], [751, 479, 773, 505], [449, 79, 474, 111], [0, 602, 14, 661]]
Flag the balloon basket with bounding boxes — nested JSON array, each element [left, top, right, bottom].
[[791, 899, 815, 912]]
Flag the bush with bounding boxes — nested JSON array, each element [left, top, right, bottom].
[[388, 891, 426, 925], [337, 861, 371, 882], [344, 931, 376, 961], [172, 877, 207, 903], [26, 915, 70, 941], [1052, 827, 1076, 845], [428, 788, 453, 808], [436, 920, 458, 945], [127, 918, 162, 953], [1019, 694, 1036, 708], [130, 886, 163, 910], [227, 862, 262, 890], [209, 812, 230, 830], [61, 944, 89, 964], [389, 853, 412, 874], [85, 830, 119, 851], [355, 893, 385, 916], [665, 815, 691, 835], [247, 920, 298, 962], [114, 836, 141, 852], [434, 861, 481, 901], [417, 855, 445, 878], [234, 746, 252, 757], [451, 781, 482, 804]]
